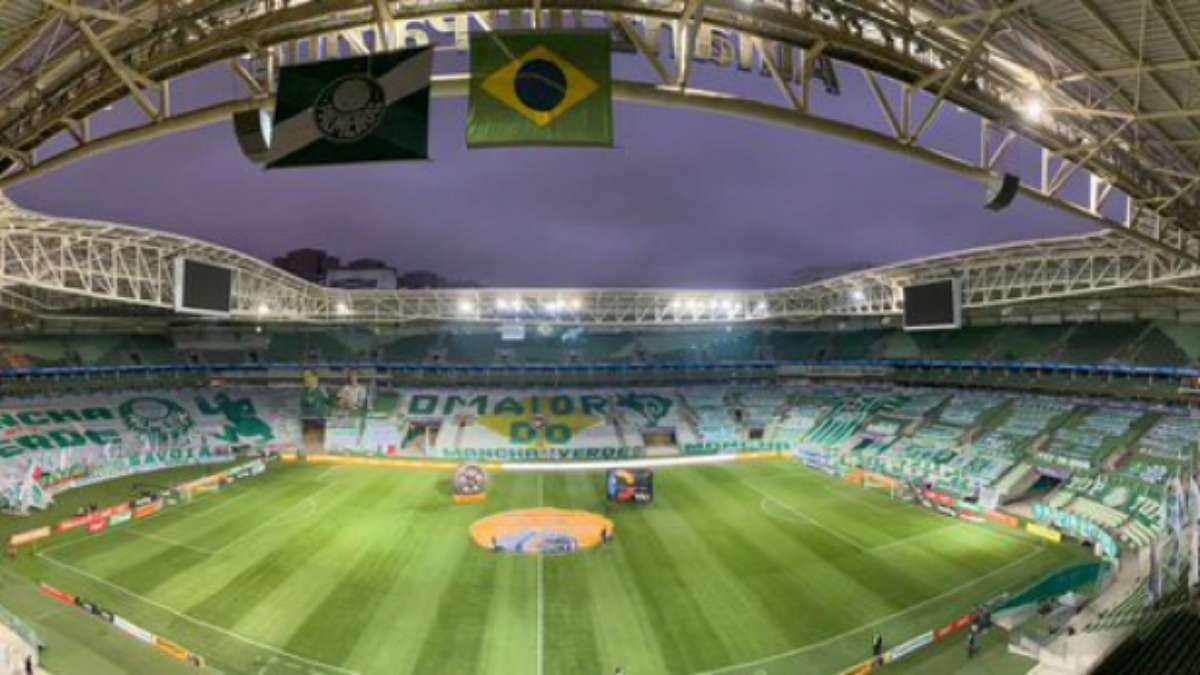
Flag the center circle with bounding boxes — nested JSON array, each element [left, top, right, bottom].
[[514, 59, 568, 112], [470, 508, 614, 556]]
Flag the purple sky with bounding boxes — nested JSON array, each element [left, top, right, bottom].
[[9, 55, 1098, 288]]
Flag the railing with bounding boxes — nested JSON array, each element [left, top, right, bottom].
[[0, 357, 1195, 381]]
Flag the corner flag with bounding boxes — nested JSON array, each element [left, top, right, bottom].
[[468, 31, 613, 148], [265, 48, 433, 168]]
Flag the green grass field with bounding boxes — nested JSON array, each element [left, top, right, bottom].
[[3, 460, 1090, 675]]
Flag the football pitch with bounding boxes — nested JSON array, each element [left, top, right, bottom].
[[6, 461, 1089, 675]]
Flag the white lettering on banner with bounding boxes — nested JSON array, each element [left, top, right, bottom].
[[0, 390, 300, 512]]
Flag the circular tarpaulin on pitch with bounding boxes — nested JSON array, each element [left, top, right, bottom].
[[469, 508, 613, 556]]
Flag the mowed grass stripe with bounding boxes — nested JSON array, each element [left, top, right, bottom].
[[278, 472, 441, 665], [607, 480, 732, 672], [144, 465, 335, 542], [347, 473, 537, 675], [178, 470, 398, 629], [720, 547, 1063, 675], [52, 470, 325, 585], [679, 468, 903, 631], [671, 469, 886, 651], [542, 473, 603, 675], [734, 465, 1042, 608], [139, 473, 353, 611], [227, 470, 426, 650], [408, 530, 504, 673], [474, 542, 536, 674], [19, 463, 1097, 675], [743, 463, 938, 545], [632, 470, 796, 661], [553, 473, 672, 675]]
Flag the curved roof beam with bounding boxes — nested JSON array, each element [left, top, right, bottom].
[[0, 2, 1197, 254]]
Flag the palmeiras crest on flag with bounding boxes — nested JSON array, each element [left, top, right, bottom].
[[262, 47, 433, 168]]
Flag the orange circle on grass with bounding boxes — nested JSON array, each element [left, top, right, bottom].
[[470, 508, 614, 556]]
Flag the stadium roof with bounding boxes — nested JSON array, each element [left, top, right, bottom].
[[1, 1, 1200, 324], [3, 193, 1200, 325]]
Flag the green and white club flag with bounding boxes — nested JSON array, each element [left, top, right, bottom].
[[266, 48, 433, 168]]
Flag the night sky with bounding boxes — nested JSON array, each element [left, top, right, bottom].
[[9, 54, 1098, 289]]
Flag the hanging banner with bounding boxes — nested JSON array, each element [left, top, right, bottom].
[[0, 389, 301, 512]]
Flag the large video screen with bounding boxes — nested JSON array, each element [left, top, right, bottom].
[[606, 469, 654, 504], [902, 279, 961, 331], [174, 259, 233, 316]]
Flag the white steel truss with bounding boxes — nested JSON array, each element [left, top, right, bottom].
[[0, 2, 1197, 262], [3, 194, 1200, 325]]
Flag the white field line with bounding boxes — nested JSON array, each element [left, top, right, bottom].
[[207, 469, 340, 557], [33, 466, 310, 558], [36, 552, 360, 675], [119, 529, 215, 555], [782, 462, 1040, 550], [821, 483, 896, 516], [861, 522, 969, 555], [743, 482, 868, 552], [696, 546, 1047, 675], [758, 500, 1033, 558], [536, 472, 545, 675]]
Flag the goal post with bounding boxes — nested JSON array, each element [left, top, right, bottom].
[[862, 472, 901, 500]]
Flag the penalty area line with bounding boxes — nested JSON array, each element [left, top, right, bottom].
[[118, 529, 216, 556], [36, 551, 361, 675], [207, 469, 340, 557], [743, 481, 868, 552], [696, 546, 1047, 675]]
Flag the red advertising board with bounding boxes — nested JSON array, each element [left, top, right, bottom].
[[923, 490, 957, 508], [56, 515, 91, 533], [986, 511, 1020, 529], [87, 517, 109, 535], [39, 583, 75, 607], [934, 614, 974, 642]]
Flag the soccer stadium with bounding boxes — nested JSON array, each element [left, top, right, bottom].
[[1, 2, 1200, 675]]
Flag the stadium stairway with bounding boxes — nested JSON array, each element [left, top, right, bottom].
[[1024, 548, 1148, 675], [993, 462, 1039, 503]]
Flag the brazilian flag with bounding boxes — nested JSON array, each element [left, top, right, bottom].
[[468, 31, 613, 148]]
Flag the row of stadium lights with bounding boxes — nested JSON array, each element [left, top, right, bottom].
[[257, 298, 771, 319], [457, 297, 585, 316], [450, 297, 772, 319]]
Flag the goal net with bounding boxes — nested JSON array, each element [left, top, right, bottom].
[[862, 472, 899, 499]]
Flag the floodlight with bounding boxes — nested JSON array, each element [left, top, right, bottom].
[[1021, 97, 1045, 123]]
